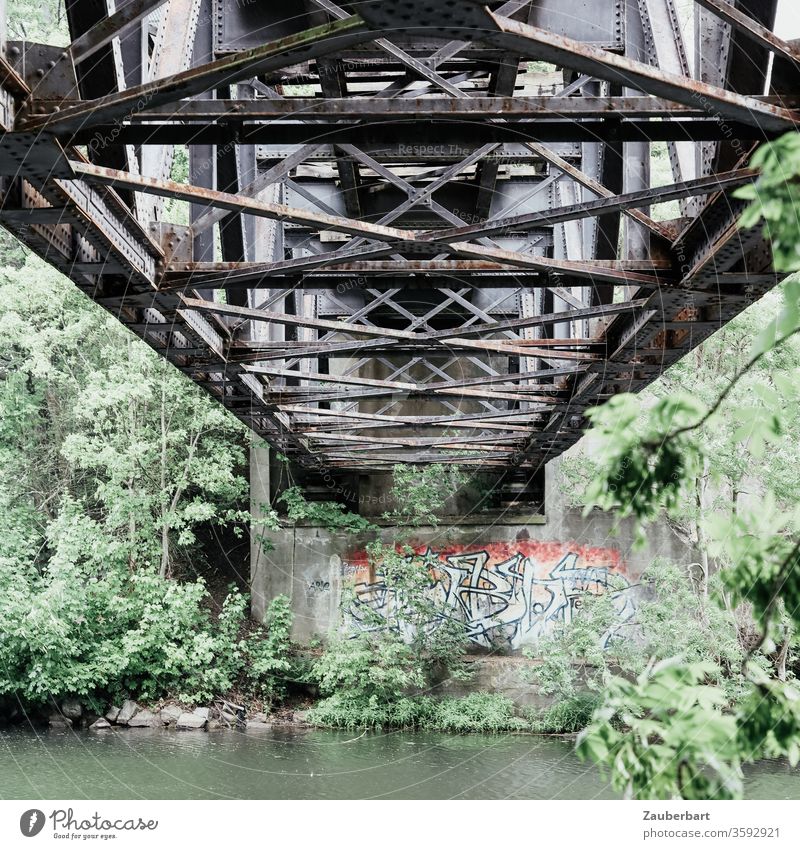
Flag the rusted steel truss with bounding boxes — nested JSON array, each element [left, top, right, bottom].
[[0, 0, 794, 482]]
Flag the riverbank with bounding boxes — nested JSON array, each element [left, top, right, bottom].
[[4, 687, 594, 737], [0, 650, 599, 736], [2, 696, 315, 734], [94, 697, 318, 733]]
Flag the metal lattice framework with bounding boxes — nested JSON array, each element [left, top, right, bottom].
[[0, 0, 795, 490]]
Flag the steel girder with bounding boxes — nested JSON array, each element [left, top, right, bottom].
[[0, 0, 793, 483]]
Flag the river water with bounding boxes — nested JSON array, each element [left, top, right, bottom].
[[1, 727, 798, 800]]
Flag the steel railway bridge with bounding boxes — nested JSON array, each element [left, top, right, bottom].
[[0, 0, 796, 506]]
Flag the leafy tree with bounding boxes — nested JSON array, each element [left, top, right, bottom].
[[576, 133, 800, 799], [6, 0, 67, 43], [0, 227, 276, 707], [0, 254, 257, 579], [579, 660, 744, 800]]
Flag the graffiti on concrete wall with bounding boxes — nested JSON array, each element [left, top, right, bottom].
[[343, 541, 636, 650]]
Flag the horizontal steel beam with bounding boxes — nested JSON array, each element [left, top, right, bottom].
[[68, 166, 666, 286], [70, 161, 412, 244], [162, 258, 672, 289], [245, 365, 564, 404], [55, 119, 786, 146], [183, 295, 645, 338], [26, 94, 799, 122]]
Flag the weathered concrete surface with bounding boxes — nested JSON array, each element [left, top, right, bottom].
[[250, 432, 273, 622], [430, 657, 556, 710], [251, 458, 692, 650]]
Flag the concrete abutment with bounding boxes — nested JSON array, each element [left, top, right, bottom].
[[250, 450, 693, 653]]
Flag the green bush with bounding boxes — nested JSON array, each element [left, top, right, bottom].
[[524, 560, 750, 704], [0, 504, 303, 709], [423, 693, 528, 733], [528, 694, 601, 734], [0, 539, 250, 706], [0, 549, 304, 710], [308, 691, 528, 732], [241, 595, 295, 705], [383, 463, 469, 527], [308, 612, 525, 732], [277, 486, 375, 534], [312, 630, 425, 702], [359, 543, 472, 683], [308, 693, 427, 729]]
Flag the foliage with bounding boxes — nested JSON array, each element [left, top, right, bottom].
[[527, 60, 558, 73], [424, 693, 527, 733], [524, 578, 634, 700], [310, 558, 470, 724], [577, 660, 743, 800], [312, 630, 425, 703], [362, 541, 472, 682], [581, 394, 704, 530], [0, 225, 271, 706], [0, 543, 298, 709], [575, 131, 800, 798], [307, 457, 474, 710], [162, 147, 191, 226], [307, 693, 427, 730], [525, 562, 751, 705], [0, 546, 250, 705], [0, 254, 266, 581], [307, 462, 474, 719], [277, 486, 376, 534], [737, 133, 800, 271], [384, 463, 469, 527], [528, 694, 601, 734], [6, 0, 67, 43], [706, 497, 800, 636], [736, 666, 800, 765], [240, 595, 295, 705], [308, 691, 528, 733]]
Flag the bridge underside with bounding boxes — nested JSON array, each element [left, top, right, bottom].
[[0, 0, 795, 496]]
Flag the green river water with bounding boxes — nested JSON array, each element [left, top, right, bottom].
[[1, 727, 799, 800]]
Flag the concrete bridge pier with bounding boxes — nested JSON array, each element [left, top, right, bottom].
[[249, 452, 692, 651]]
